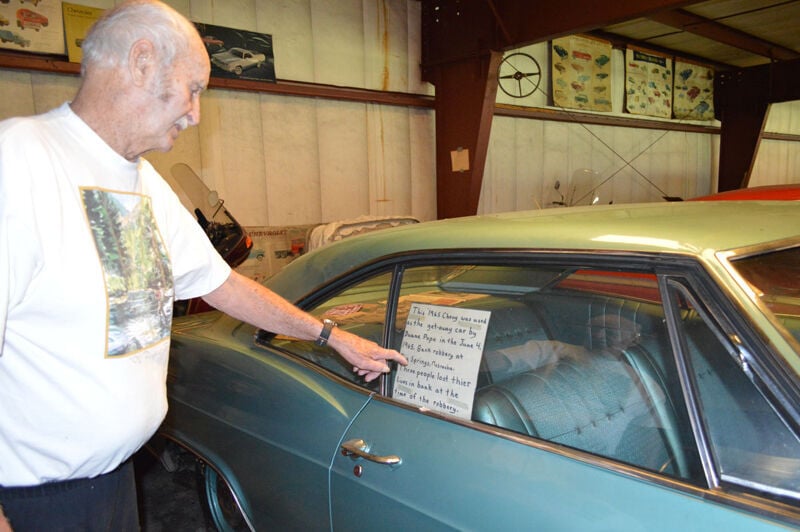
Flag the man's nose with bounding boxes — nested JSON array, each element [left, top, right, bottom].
[[187, 93, 201, 126]]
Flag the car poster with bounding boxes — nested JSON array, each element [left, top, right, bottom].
[[0, 0, 65, 55], [625, 46, 673, 118], [62, 2, 104, 63], [236, 225, 312, 284], [551, 34, 612, 112], [673, 58, 715, 121], [194, 22, 275, 82], [393, 303, 490, 420]]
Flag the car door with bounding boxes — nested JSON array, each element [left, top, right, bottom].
[[330, 395, 790, 531], [166, 316, 371, 530], [321, 259, 800, 531]]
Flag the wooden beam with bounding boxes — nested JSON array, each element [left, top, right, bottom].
[[648, 9, 800, 62], [0, 50, 434, 109], [421, 0, 703, 73], [714, 59, 800, 190], [433, 51, 503, 219], [717, 103, 767, 191], [499, 0, 705, 48]]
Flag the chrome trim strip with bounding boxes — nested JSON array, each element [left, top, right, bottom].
[[366, 390, 800, 527]]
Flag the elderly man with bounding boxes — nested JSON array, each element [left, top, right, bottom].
[[0, 1, 406, 529]]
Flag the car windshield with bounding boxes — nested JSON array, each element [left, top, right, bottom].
[[730, 245, 800, 346]]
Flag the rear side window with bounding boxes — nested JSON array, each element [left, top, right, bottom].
[[387, 264, 702, 481]]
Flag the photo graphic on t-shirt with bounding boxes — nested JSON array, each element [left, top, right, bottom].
[[81, 188, 174, 357]]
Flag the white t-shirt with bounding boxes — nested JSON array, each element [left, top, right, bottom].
[[0, 103, 231, 486]]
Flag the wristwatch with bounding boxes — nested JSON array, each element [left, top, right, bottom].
[[315, 319, 337, 346]]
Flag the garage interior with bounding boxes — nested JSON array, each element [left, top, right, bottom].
[[0, 0, 798, 228], [0, 0, 799, 529]]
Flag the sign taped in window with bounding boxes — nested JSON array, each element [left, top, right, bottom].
[[393, 304, 490, 419]]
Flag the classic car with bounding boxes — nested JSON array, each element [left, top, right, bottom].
[[210, 47, 266, 75], [16, 8, 47, 31], [0, 14, 8, 26], [202, 35, 225, 49], [0, 29, 29, 48], [160, 201, 800, 531]]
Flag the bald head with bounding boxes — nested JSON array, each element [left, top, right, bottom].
[[80, 0, 201, 75], [71, 0, 210, 160]]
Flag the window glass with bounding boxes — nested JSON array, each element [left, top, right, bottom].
[[265, 270, 394, 384], [668, 282, 800, 499], [390, 263, 700, 480], [730, 245, 800, 346]]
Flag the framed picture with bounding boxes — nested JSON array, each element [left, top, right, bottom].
[[0, 0, 65, 55], [625, 46, 673, 119], [195, 22, 275, 82], [673, 58, 715, 121], [551, 34, 612, 112]]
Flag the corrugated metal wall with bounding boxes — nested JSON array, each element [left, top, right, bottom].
[[0, 0, 797, 227]]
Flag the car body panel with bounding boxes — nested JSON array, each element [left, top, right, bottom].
[[162, 202, 800, 530], [164, 314, 372, 530], [691, 184, 800, 201], [332, 396, 789, 531]]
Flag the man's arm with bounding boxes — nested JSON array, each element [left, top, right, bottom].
[[202, 271, 407, 381]]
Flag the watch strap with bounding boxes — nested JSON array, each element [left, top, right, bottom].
[[315, 319, 337, 346]]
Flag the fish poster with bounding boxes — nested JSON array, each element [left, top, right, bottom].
[[673, 58, 715, 121], [625, 47, 673, 118], [551, 34, 612, 112]]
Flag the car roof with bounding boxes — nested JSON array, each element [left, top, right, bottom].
[[266, 201, 800, 301]]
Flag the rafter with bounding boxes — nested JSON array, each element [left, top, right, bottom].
[[648, 8, 800, 61]]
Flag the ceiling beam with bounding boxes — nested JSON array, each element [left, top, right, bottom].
[[648, 8, 800, 61], [422, 0, 703, 72], [422, 0, 704, 219]]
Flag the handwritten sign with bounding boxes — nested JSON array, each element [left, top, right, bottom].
[[393, 304, 490, 419]]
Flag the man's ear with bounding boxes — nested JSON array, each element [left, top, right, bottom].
[[129, 39, 156, 87]]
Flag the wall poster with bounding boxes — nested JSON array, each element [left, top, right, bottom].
[[62, 2, 105, 63], [673, 58, 715, 121], [551, 34, 612, 112], [625, 46, 673, 118], [194, 22, 276, 82], [393, 304, 490, 419], [0, 0, 65, 54]]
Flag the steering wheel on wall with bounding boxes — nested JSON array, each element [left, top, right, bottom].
[[498, 52, 542, 99]]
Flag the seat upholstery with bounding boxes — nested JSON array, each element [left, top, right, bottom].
[[473, 346, 687, 476]]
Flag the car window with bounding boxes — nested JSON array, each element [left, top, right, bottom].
[[263, 270, 395, 386], [730, 245, 800, 347], [667, 281, 800, 500], [388, 263, 703, 482]]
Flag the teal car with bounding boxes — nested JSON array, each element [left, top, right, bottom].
[[161, 202, 800, 531]]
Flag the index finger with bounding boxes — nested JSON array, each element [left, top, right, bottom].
[[382, 348, 408, 366]]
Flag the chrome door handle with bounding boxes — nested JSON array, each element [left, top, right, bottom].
[[340, 438, 403, 468]]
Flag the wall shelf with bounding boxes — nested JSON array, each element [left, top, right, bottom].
[[2, 49, 798, 142], [0, 49, 435, 109]]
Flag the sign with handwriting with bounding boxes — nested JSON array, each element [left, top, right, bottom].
[[393, 304, 490, 419]]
